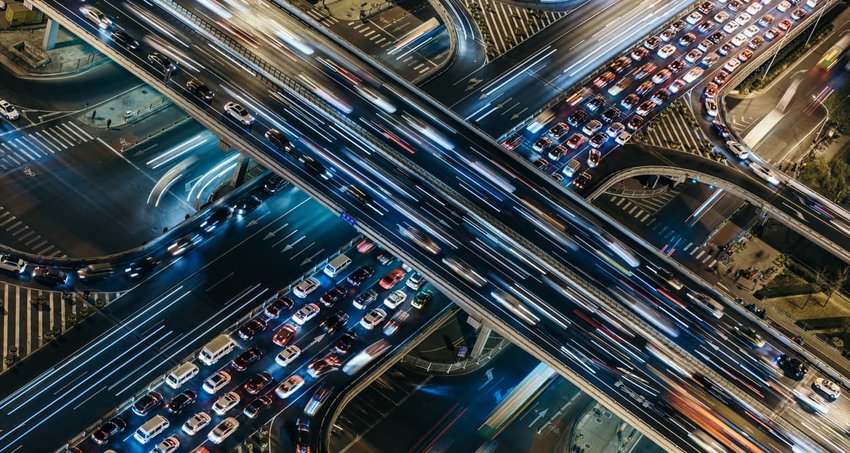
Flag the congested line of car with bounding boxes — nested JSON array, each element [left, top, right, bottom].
[[69, 239, 437, 453], [503, 0, 824, 191]]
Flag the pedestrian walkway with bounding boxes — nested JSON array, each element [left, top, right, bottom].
[[0, 120, 93, 171], [0, 282, 123, 372], [639, 105, 714, 158], [348, 21, 438, 75], [0, 205, 66, 257], [570, 402, 641, 453], [653, 222, 718, 269], [462, 0, 567, 56], [605, 188, 682, 225]]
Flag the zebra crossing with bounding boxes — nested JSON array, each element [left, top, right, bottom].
[[0, 120, 94, 171], [606, 188, 682, 224], [728, 113, 760, 134], [463, 0, 568, 56], [349, 21, 437, 75], [654, 223, 717, 269], [0, 206, 67, 258], [0, 282, 124, 371], [640, 106, 713, 158]]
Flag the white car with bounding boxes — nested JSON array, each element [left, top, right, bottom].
[[704, 98, 719, 116], [275, 374, 304, 398], [151, 436, 179, 453], [212, 391, 240, 415], [182, 412, 211, 435], [731, 33, 748, 47], [793, 390, 829, 415], [224, 102, 255, 126], [724, 58, 741, 72], [686, 12, 703, 24], [812, 378, 841, 400], [208, 417, 240, 444], [726, 141, 750, 159], [292, 277, 320, 298], [749, 162, 780, 185], [0, 255, 25, 273], [657, 44, 676, 59], [777, 0, 791, 12], [615, 131, 632, 145], [360, 307, 387, 330], [743, 24, 761, 37], [80, 6, 112, 29], [275, 345, 301, 367], [292, 303, 320, 325], [735, 12, 751, 25], [383, 290, 407, 309], [714, 10, 730, 22], [747, 2, 763, 14], [723, 20, 740, 33], [606, 122, 625, 137], [203, 370, 231, 394], [685, 49, 703, 63], [669, 79, 687, 93], [0, 100, 19, 121]]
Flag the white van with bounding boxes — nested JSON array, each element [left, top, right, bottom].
[[323, 253, 352, 278], [198, 335, 236, 366], [134, 415, 170, 444], [166, 361, 199, 389], [562, 159, 581, 178]]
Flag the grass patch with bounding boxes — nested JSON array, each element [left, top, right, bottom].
[[755, 267, 817, 299]]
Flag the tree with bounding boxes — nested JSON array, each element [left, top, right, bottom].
[[824, 267, 850, 306]]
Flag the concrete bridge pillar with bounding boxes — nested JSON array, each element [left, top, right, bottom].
[[230, 152, 250, 188], [42, 19, 59, 50], [470, 325, 493, 358]]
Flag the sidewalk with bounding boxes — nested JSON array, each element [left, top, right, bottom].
[[317, 0, 396, 20], [0, 24, 106, 76], [569, 402, 642, 453]]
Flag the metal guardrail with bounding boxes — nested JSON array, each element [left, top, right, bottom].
[[602, 183, 669, 200], [400, 336, 510, 374]]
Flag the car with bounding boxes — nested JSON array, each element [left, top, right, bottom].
[[147, 52, 177, 72], [532, 137, 553, 152], [615, 131, 632, 145], [265, 128, 294, 152], [276, 344, 302, 367], [743, 24, 760, 38], [738, 49, 754, 62], [300, 155, 327, 178], [566, 110, 588, 127], [778, 354, 808, 380], [353, 289, 378, 309], [621, 93, 641, 110], [656, 268, 684, 290], [731, 33, 748, 47], [749, 162, 781, 185], [152, 436, 180, 453], [182, 412, 212, 435], [383, 310, 409, 336], [657, 44, 676, 59], [636, 101, 655, 116], [791, 8, 806, 21], [231, 346, 263, 371], [589, 133, 608, 148], [758, 14, 775, 27], [572, 171, 592, 190], [670, 19, 686, 32], [294, 420, 311, 453], [501, 135, 524, 150], [271, 324, 297, 348], [377, 269, 404, 289], [565, 133, 586, 149], [717, 42, 734, 56], [534, 157, 549, 171], [412, 288, 433, 309], [723, 20, 740, 33], [667, 59, 685, 73], [650, 89, 670, 105], [224, 102, 255, 126], [686, 12, 703, 24], [746, 2, 762, 14], [685, 48, 704, 64], [704, 98, 719, 116], [80, 5, 112, 29], [748, 36, 764, 50], [244, 395, 274, 418], [712, 121, 731, 138], [701, 53, 720, 67], [565, 87, 591, 106], [213, 391, 240, 415], [548, 122, 569, 139], [644, 35, 661, 49], [0, 255, 25, 273], [713, 70, 730, 85], [651, 69, 672, 84], [331, 329, 356, 353], [356, 239, 376, 254], [727, 0, 743, 12], [610, 55, 632, 73], [765, 27, 782, 40], [132, 391, 163, 416], [0, 100, 20, 121], [587, 149, 602, 167], [238, 318, 268, 340], [348, 265, 374, 285], [31, 267, 68, 287], [166, 389, 198, 414], [659, 28, 676, 42], [606, 122, 625, 137], [167, 233, 201, 256], [727, 141, 750, 159], [199, 206, 233, 232], [697, 20, 714, 34], [361, 307, 387, 329], [627, 115, 644, 130], [697, 1, 714, 14], [735, 327, 766, 348], [714, 10, 730, 22], [203, 370, 231, 394], [111, 30, 139, 50], [276, 374, 305, 398], [265, 294, 294, 318], [601, 108, 621, 123], [321, 311, 350, 333], [812, 378, 841, 400], [777, 0, 792, 12], [208, 417, 239, 444], [91, 416, 126, 445], [383, 289, 407, 309], [734, 12, 751, 25], [244, 371, 274, 394], [293, 277, 321, 298], [234, 194, 262, 215], [375, 252, 394, 265], [262, 175, 286, 194], [703, 82, 718, 98], [586, 96, 605, 112], [697, 38, 713, 52], [582, 120, 603, 135], [186, 78, 214, 102], [778, 18, 792, 30], [630, 47, 649, 61], [608, 78, 631, 96], [669, 79, 687, 93], [307, 354, 341, 378], [679, 32, 696, 47], [633, 62, 657, 80], [319, 285, 346, 307], [592, 71, 616, 88], [292, 303, 321, 325], [547, 145, 567, 161]]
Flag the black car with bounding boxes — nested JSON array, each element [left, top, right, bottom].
[[347, 266, 374, 286], [263, 175, 286, 194], [667, 59, 685, 73], [566, 110, 588, 127], [186, 79, 214, 102], [235, 195, 262, 215], [90, 416, 127, 445], [320, 311, 349, 334], [165, 389, 197, 414], [778, 354, 808, 380], [585, 96, 604, 112], [244, 395, 273, 418], [353, 289, 378, 309], [32, 267, 68, 287], [294, 420, 310, 453], [147, 52, 176, 72], [711, 121, 731, 138], [601, 108, 620, 123], [708, 31, 725, 44], [243, 371, 274, 394], [132, 391, 163, 416], [572, 171, 591, 191], [265, 129, 294, 153], [200, 206, 233, 232], [125, 256, 159, 279], [238, 318, 268, 340], [232, 346, 263, 371], [111, 30, 138, 50], [626, 116, 643, 130], [334, 330, 357, 353], [265, 293, 294, 318], [300, 155, 326, 177], [319, 285, 346, 307]]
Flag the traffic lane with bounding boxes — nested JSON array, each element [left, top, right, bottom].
[[0, 189, 355, 452]]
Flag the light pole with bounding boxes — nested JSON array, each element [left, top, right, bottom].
[[805, 6, 826, 47]]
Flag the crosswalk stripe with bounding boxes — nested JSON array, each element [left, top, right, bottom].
[[49, 126, 77, 146], [701, 255, 712, 263], [23, 234, 41, 246], [640, 212, 651, 223], [66, 121, 94, 140], [25, 133, 55, 154], [60, 123, 87, 142], [20, 137, 46, 158], [10, 140, 39, 160], [40, 129, 69, 149], [694, 250, 705, 259], [34, 131, 65, 151], [35, 244, 54, 255]]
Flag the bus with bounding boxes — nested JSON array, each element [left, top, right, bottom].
[[819, 34, 850, 71]]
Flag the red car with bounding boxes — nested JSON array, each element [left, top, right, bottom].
[[265, 294, 294, 318], [244, 371, 274, 394], [273, 323, 297, 347], [379, 269, 405, 289], [356, 239, 375, 254]]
